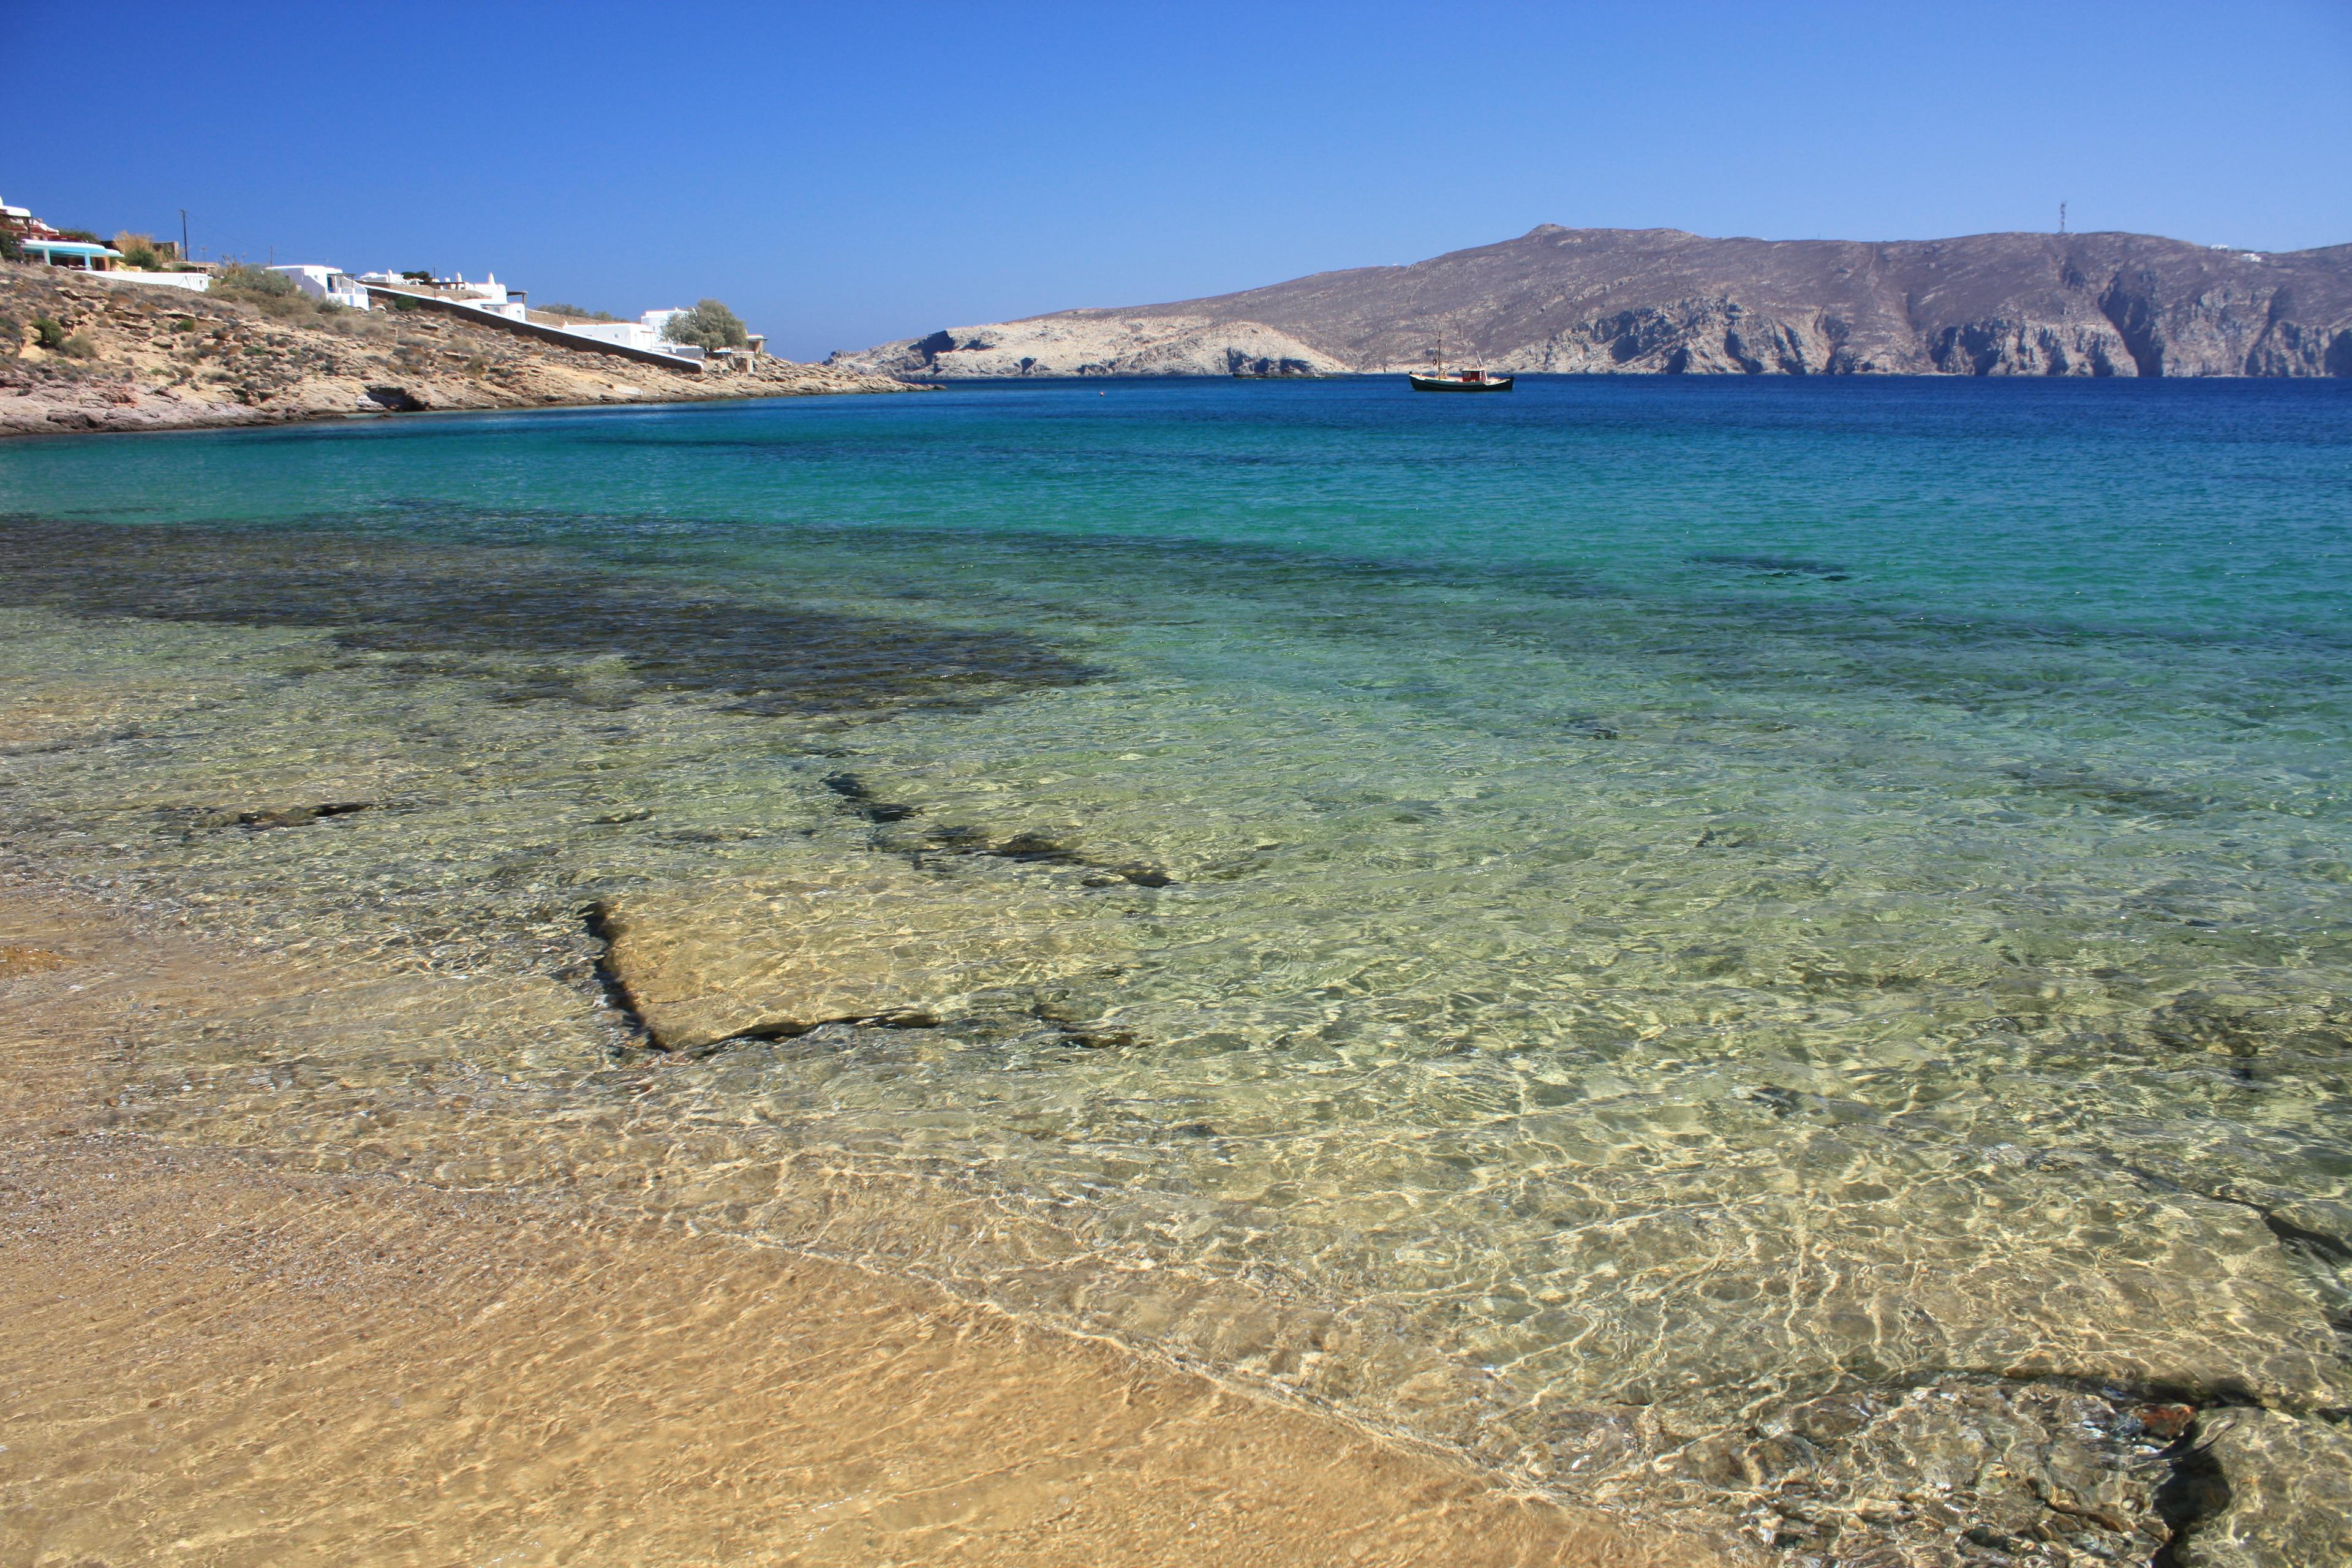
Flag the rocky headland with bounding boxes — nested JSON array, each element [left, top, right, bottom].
[[0, 265, 918, 438], [831, 225, 2352, 379]]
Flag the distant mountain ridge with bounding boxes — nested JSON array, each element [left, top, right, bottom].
[[832, 225, 2352, 379]]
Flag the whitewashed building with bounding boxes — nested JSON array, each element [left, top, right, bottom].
[[557, 308, 704, 360], [268, 265, 371, 310], [447, 273, 527, 320], [349, 270, 526, 318]]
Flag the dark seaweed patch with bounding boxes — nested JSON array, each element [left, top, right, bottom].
[[821, 771, 919, 822], [923, 824, 1173, 887], [1691, 552, 1851, 581], [2000, 764, 2207, 820], [0, 515, 1091, 719], [810, 766, 1176, 888], [990, 831, 1078, 864], [238, 802, 374, 830]]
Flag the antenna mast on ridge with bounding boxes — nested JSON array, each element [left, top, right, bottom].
[[2059, 201, 2067, 235]]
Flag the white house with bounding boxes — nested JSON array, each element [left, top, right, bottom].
[[268, 265, 371, 310], [18, 236, 124, 270], [334, 268, 717, 363], [556, 308, 703, 360], [447, 273, 528, 320], [347, 270, 529, 318]]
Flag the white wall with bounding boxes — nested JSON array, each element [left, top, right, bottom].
[[557, 320, 659, 350], [552, 315, 702, 359], [97, 271, 211, 294]]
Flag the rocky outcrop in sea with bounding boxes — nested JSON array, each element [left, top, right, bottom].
[[836, 314, 1346, 380]]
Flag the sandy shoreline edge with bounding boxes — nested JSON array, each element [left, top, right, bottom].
[[0, 878, 1721, 1566]]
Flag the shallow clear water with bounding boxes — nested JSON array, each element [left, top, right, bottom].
[[5, 377, 2350, 1532]]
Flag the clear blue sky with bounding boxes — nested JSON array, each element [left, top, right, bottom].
[[7, 1, 2348, 361]]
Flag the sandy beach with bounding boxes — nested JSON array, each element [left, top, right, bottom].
[[4, 376, 2348, 1568], [0, 881, 1711, 1567]]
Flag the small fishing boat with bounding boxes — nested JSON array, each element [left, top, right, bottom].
[[1408, 366, 1513, 392]]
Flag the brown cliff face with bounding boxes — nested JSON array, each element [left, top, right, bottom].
[[842, 227, 2352, 378]]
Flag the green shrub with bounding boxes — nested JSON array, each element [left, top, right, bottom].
[[399, 270, 433, 284], [538, 302, 619, 322], [662, 299, 750, 352], [208, 263, 335, 323], [175, 316, 200, 333], [113, 232, 162, 270], [0, 230, 20, 263], [58, 333, 97, 359], [209, 263, 301, 301], [32, 317, 66, 350]]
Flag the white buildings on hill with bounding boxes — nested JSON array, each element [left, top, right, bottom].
[[338, 267, 752, 364], [268, 265, 371, 309], [554, 308, 703, 359], [448, 274, 527, 320], [353, 271, 524, 318]]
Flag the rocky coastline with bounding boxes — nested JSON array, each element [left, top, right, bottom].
[[0, 265, 921, 439], [831, 225, 2352, 380]]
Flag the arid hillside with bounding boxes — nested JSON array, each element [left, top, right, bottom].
[[1, 266, 915, 437], [834, 225, 2352, 379]]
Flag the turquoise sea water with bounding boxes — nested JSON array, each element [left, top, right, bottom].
[[4, 376, 2350, 1544]]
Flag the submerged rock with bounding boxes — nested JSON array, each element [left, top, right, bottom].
[[592, 865, 1137, 1050], [2171, 1408, 2352, 1568]]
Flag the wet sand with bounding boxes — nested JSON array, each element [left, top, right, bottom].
[[0, 885, 1721, 1567]]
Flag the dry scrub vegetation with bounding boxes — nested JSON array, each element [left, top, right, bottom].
[[0, 264, 918, 435]]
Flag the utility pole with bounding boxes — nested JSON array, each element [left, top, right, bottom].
[[2059, 202, 2067, 236], [179, 209, 189, 261]]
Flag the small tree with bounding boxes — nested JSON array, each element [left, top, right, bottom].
[[662, 299, 750, 352]]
